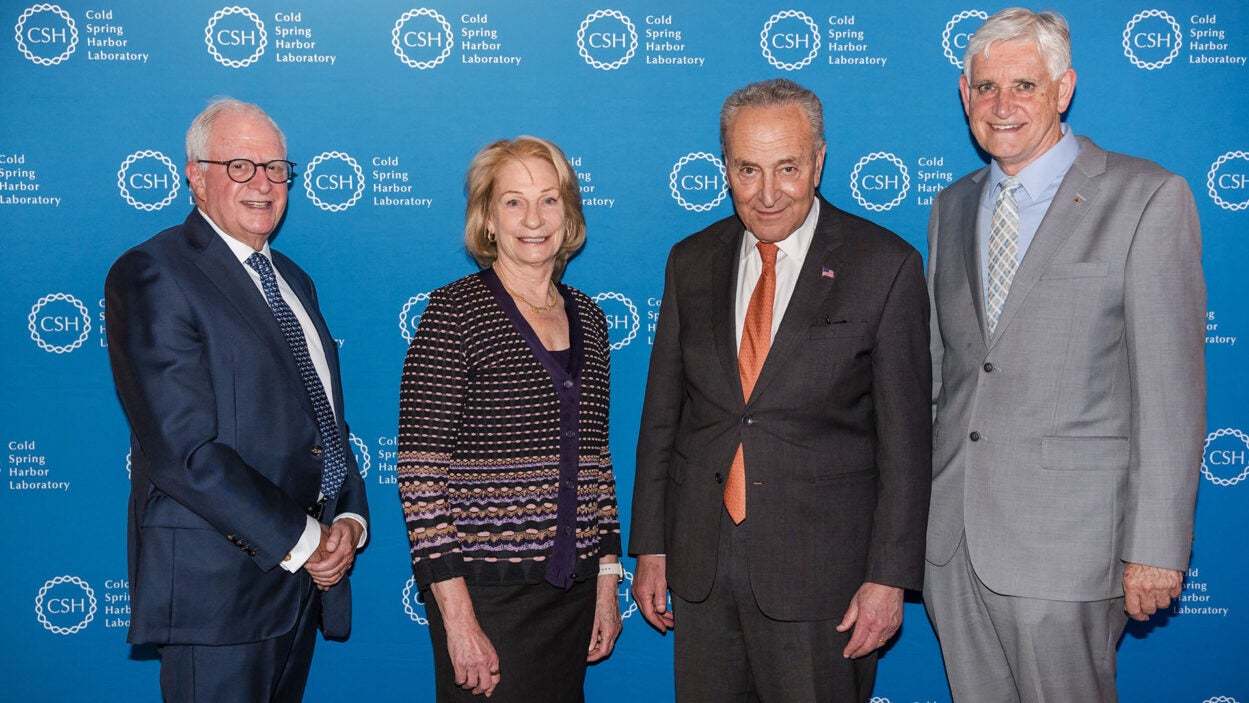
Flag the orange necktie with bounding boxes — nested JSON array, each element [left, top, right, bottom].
[[725, 241, 778, 524]]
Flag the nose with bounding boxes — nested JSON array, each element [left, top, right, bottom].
[[758, 171, 780, 207], [523, 202, 544, 229], [246, 170, 274, 193], [992, 90, 1016, 118]]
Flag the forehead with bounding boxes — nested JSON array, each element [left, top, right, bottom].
[[494, 156, 559, 190], [726, 104, 814, 157], [969, 39, 1048, 80], [209, 111, 283, 156]]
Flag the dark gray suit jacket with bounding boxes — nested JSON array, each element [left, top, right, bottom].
[[630, 195, 932, 620]]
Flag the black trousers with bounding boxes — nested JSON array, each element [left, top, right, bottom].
[[424, 578, 597, 703], [673, 509, 877, 703]]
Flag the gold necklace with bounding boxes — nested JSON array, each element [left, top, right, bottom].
[[494, 265, 559, 313]]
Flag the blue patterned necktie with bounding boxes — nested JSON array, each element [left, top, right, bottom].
[[246, 252, 347, 499], [986, 176, 1023, 335]]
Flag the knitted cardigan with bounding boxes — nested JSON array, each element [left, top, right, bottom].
[[398, 271, 621, 586]]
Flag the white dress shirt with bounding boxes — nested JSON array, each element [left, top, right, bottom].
[[735, 198, 820, 349]]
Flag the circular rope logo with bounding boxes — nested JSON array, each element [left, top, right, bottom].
[[401, 577, 428, 625], [1122, 10, 1182, 70], [35, 575, 97, 635], [14, 3, 77, 66], [941, 10, 988, 69], [592, 292, 639, 350], [204, 6, 267, 68], [850, 152, 911, 212], [1207, 151, 1249, 212], [399, 293, 431, 343], [303, 151, 365, 212], [117, 150, 181, 212], [392, 8, 453, 69], [760, 10, 820, 71], [669, 152, 728, 213], [1201, 428, 1249, 486], [28, 293, 92, 354], [577, 9, 638, 70], [348, 433, 371, 479], [1203, 697, 1240, 703]]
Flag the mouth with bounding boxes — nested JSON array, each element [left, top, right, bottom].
[[517, 235, 550, 244], [241, 200, 272, 210], [989, 123, 1023, 132]]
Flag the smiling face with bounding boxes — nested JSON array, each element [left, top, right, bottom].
[[961, 38, 1076, 175], [724, 103, 826, 243], [488, 156, 566, 272], [186, 109, 288, 250]]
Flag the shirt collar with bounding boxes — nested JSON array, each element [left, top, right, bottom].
[[988, 124, 1080, 203], [740, 196, 820, 263], [198, 208, 273, 265]]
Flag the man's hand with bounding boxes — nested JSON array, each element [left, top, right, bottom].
[[587, 570, 623, 662], [836, 582, 903, 659], [632, 554, 674, 633], [1123, 562, 1183, 621], [304, 518, 363, 591]]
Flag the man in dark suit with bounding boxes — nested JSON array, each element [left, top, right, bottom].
[[630, 78, 931, 702], [924, 9, 1204, 701], [106, 98, 369, 702]]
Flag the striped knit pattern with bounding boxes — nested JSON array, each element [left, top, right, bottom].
[[398, 273, 620, 586]]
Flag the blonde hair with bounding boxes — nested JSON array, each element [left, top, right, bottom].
[[464, 136, 586, 278]]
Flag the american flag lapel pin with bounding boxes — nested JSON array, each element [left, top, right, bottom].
[[821, 266, 836, 280]]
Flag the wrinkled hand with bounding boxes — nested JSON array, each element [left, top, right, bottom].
[[304, 518, 362, 591], [432, 579, 501, 697], [1123, 562, 1183, 621], [836, 582, 903, 659], [587, 571, 623, 662], [632, 554, 674, 633]]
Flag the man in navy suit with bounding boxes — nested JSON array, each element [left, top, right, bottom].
[[106, 98, 368, 702]]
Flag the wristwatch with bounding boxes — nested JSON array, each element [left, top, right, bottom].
[[598, 561, 624, 582]]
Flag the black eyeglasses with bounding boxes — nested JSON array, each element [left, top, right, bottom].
[[196, 158, 297, 184]]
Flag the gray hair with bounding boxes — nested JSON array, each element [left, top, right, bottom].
[[720, 78, 825, 154], [185, 97, 286, 163], [964, 8, 1071, 81]]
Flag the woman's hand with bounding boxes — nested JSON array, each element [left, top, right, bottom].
[[587, 570, 623, 662], [431, 578, 502, 697]]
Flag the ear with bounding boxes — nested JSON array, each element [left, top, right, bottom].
[[813, 142, 827, 188], [185, 162, 206, 203], [1056, 68, 1077, 112], [959, 74, 972, 117]]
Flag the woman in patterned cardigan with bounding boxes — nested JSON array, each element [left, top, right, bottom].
[[398, 136, 622, 702]]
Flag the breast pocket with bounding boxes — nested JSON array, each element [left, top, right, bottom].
[[808, 320, 870, 340], [1040, 261, 1109, 280]]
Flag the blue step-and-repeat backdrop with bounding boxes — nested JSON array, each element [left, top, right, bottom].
[[3, 1, 1246, 701]]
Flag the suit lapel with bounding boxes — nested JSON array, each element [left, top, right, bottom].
[[958, 169, 991, 345], [711, 223, 747, 405], [183, 212, 316, 419], [990, 140, 1106, 346], [749, 197, 844, 404]]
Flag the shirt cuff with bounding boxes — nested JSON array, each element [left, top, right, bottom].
[[334, 512, 369, 548], [280, 515, 323, 573]]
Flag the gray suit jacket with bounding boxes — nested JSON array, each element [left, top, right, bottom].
[[631, 195, 932, 621], [926, 137, 1205, 601]]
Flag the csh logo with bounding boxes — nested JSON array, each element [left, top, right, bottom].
[[760, 10, 820, 71], [1122, 10, 1182, 70], [577, 9, 637, 70], [117, 150, 181, 212], [941, 9, 988, 69], [391, 8, 453, 69], [592, 292, 640, 350], [348, 433, 371, 479], [849, 152, 910, 212], [1207, 150, 1249, 212], [35, 575, 97, 635], [1202, 428, 1249, 487], [303, 151, 365, 212], [401, 577, 429, 625], [398, 293, 431, 343], [669, 152, 728, 213], [28, 293, 92, 354], [204, 6, 267, 68], [14, 3, 78, 66]]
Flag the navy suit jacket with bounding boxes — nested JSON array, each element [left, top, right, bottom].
[[106, 210, 368, 646]]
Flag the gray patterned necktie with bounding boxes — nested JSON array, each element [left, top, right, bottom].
[[986, 176, 1022, 335], [246, 252, 347, 499]]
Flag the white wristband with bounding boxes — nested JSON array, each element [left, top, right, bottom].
[[598, 562, 624, 580]]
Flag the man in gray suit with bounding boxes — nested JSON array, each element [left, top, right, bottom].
[[925, 8, 1205, 701], [631, 78, 931, 702]]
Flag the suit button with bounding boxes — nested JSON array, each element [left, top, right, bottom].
[[983, 362, 994, 373], [563, 379, 574, 389], [742, 417, 755, 426], [714, 472, 723, 484], [248, 549, 257, 556], [969, 431, 981, 441], [311, 445, 324, 456]]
